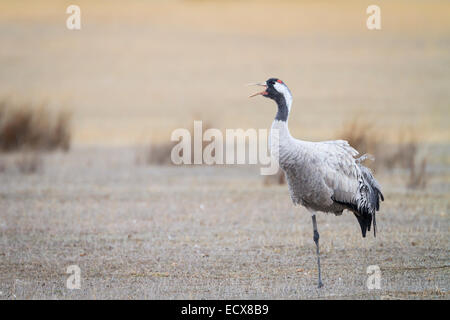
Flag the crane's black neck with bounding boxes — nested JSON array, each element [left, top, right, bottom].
[[274, 95, 289, 122]]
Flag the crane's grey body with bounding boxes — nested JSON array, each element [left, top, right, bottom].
[[250, 77, 384, 288], [273, 119, 383, 224]]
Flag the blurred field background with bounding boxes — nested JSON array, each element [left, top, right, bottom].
[[0, 0, 449, 145], [0, 0, 449, 299]]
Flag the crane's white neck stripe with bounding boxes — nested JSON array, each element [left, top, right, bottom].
[[273, 82, 293, 112]]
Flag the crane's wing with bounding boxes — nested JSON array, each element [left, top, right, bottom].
[[313, 140, 384, 237]]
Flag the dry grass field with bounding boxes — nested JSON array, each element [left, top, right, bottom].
[[0, 147, 448, 299], [0, 0, 449, 299]]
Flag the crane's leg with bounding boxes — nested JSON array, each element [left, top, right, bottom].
[[311, 213, 324, 288]]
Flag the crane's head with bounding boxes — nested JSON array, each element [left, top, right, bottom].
[[249, 78, 292, 107]]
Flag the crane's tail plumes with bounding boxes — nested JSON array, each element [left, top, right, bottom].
[[356, 164, 384, 237]]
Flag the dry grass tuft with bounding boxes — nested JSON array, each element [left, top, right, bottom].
[[336, 119, 428, 189], [142, 142, 174, 165], [408, 157, 427, 189], [336, 118, 380, 167], [382, 131, 418, 170], [0, 98, 71, 152]]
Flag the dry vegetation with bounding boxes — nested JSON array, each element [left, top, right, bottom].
[[0, 98, 71, 174], [137, 142, 173, 165], [408, 157, 427, 190], [336, 119, 380, 166], [0, 98, 71, 152], [336, 119, 428, 189]]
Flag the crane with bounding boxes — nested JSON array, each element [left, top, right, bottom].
[[250, 78, 384, 288]]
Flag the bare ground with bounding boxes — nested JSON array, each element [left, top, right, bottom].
[[0, 147, 448, 299]]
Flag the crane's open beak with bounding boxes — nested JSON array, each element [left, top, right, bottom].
[[248, 82, 268, 97]]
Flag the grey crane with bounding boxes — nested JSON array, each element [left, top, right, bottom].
[[250, 78, 384, 288]]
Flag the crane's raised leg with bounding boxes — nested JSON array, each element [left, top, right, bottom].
[[311, 213, 324, 288]]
